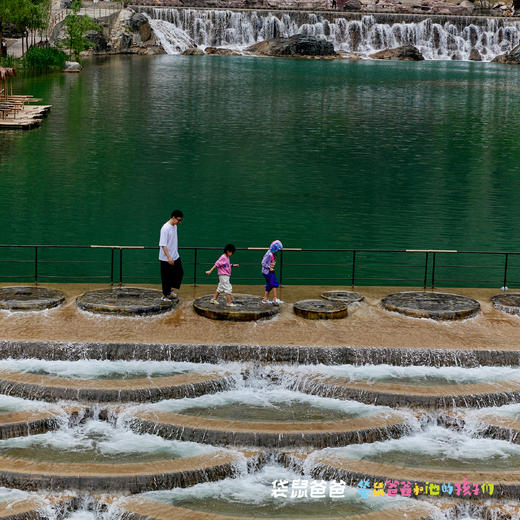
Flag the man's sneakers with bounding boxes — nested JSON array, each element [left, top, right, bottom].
[[169, 290, 177, 299], [227, 303, 237, 307]]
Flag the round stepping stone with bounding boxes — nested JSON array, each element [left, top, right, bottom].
[[381, 291, 480, 320], [77, 287, 176, 316], [193, 294, 279, 321], [293, 299, 348, 320], [0, 286, 65, 311], [491, 293, 520, 315], [321, 290, 364, 304]]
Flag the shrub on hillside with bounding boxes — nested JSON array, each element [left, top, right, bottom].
[[24, 46, 67, 70]]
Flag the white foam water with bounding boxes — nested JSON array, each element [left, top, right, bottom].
[[141, 7, 520, 61]]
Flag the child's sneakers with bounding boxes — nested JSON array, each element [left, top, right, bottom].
[[271, 298, 283, 305], [209, 299, 219, 305], [227, 303, 237, 307], [160, 296, 171, 302]]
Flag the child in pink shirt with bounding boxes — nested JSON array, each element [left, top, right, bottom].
[[205, 244, 239, 306]]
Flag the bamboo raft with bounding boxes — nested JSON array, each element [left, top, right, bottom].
[[0, 67, 52, 130]]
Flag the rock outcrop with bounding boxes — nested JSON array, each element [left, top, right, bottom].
[[369, 44, 424, 60], [245, 34, 337, 57], [182, 47, 205, 55], [492, 43, 520, 64], [62, 61, 82, 72], [468, 48, 482, 61], [205, 47, 242, 55]]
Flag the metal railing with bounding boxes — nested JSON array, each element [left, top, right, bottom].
[[1, 244, 520, 288]]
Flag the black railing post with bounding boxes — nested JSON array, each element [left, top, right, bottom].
[[34, 246, 38, 284], [119, 248, 123, 286], [503, 253, 509, 289], [431, 252, 437, 289], [110, 248, 114, 286], [423, 252, 429, 289], [279, 250, 284, 287], [193, 248, 198, 286], [351, 250, 356, 287]]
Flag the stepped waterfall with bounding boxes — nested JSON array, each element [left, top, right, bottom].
[[136, 6, 520, 61]]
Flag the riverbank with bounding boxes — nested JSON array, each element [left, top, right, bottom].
[[1, 283, 519, 350]]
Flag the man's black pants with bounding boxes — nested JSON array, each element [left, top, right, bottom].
[[160, 258, 184, 296]]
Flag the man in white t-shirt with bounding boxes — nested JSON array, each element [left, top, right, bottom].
[[159, 209, 184, 300]]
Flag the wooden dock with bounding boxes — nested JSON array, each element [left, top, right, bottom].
[[0, 104, 52, 130]]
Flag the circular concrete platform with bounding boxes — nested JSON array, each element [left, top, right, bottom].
[[128, 409, 409, 448], [321, 290, 364, 304], [293, 299, 349, 320], [0, 452, 238, 493], [193, 294, 280, 321], [77, 287, 176, 316], [0, 371, 232, 403], [491, 293, 520, 315], [381, 291, 480, 320], [0, 287, 65, 311]]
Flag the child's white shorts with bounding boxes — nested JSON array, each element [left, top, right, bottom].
[[217, 275, 232, 294]]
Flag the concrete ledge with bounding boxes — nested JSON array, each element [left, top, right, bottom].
[[0, 371, 232, 403], [1, 340, 520, 366], [293, 375, 520, 408], [0, 408, 68, 439], [0, 495, 73, 520], [193, 294, 280, 321], [381, 292, 480, 320], [0, 287, 65, 312], [117, 496, 435, 520], [0, 452, 238, 493], [77, 287, 176, 316], [128, 409, 410, 448], [475, 414, 520, 444], [293, 453, 520, 499], [293, 299, 349, 320]]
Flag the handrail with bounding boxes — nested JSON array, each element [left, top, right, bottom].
[[0, 244, 519, 288]]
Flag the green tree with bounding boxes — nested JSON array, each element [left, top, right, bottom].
[[64, 0, 99, 61]]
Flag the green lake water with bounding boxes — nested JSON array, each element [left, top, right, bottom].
[[1, 55, 520, 286]]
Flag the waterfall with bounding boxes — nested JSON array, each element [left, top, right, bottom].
[[137, 6, 520, 61]]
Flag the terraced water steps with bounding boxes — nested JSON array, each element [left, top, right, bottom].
[[0, 407, 71, 440], [128, 409, 410, 448], [3, 340, 520, 366], [0, 451, 243, 493], [0, 494, 73, 519], [293, 375, 520, 408], [282, 452, 520, 499], [117, 496, 435, 520], [474, 413, 520, 444], [0, 371, 232, 402]]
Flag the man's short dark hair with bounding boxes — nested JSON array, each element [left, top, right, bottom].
[[224, 244, 236, 254], [171, 210, 183, 219]]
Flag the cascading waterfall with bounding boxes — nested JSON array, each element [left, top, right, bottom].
[[138, 6, 520, 61]]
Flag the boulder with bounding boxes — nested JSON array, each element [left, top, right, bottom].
[[468, 48, 482, 61], [342, 0, 362, 9], [245, 34, 337, 57], [204, 47, 241, 55], [129, 12, 148, 32], [369, 44, 424, 60], [492, 43, 520, 64], [182, 47, 205, 55], [62, 61, 82, 72], [459, 0, 474, 9]]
